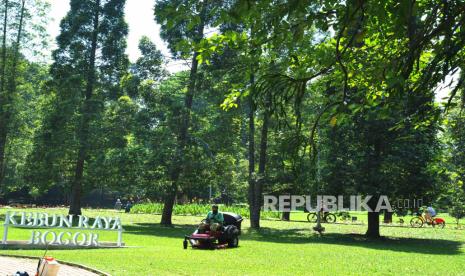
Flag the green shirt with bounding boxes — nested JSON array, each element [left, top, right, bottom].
[[206, 211, 224, 224]]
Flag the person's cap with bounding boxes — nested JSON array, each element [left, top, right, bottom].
[[212, 204, 218, 209]]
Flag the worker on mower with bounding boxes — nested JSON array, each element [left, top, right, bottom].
[[199, 205, 224, 233]]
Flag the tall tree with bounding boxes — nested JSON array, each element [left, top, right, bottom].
[[0, 0, 48, 192], [155, 0, 217, 225], [134, 36, 166, 82], [0, 0, 11, 190], [50, 0, 128, 215]]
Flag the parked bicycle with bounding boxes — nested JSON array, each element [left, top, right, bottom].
[[410, 212, 445, 228], [307, 211, 336, 223]]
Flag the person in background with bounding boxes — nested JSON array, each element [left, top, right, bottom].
[[125, 200, 133, 213], [199, 205, 224, 233], [115, 198, 122, 211], [425, 206, 437, 223]]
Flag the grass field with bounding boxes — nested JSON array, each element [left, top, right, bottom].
[[0, 208, 464, 275]]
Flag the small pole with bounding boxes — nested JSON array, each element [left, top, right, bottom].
[[2, 211, 9, 244], [117, 229, 122, 247], [313, 206, 325, 234], [316, 210, 322, 228]]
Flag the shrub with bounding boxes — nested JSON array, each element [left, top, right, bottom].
[[449, 204, 465, 226], [131, 203, 280, 219]]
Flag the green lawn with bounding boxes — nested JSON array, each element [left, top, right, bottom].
[[1, 208, 464, 275]]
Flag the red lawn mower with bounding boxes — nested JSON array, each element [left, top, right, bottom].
[[183, 212, 243, 249]]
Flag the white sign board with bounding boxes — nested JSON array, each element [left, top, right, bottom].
[[2, 211, 124, 247]]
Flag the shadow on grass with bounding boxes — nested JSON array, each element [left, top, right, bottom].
[[241, 227, 463, 255], [125, 223, 463, 255]]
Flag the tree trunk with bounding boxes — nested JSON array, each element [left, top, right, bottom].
[[69, 147, 86, 215], [247, 73, 258, 228], [281, 212, 290, 221], [383, 211, 393, 224], [0, 0, 9, 189], [160, 187, 176, 225], [0, 121, 6, 190], [366, 134, 383, 238], [250, 94, 271, 229], [69, 0, 100, 215], [366, 196, 380, 238], [280, 194, 291, 221]]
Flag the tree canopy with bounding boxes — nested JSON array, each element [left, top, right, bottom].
[[0, 0, 464, 238]]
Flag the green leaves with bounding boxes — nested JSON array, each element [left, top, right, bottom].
[[329, 116, 337, 127], [220, 87, 242, 110], [186, 15, 201, 31], [195, 30, 248, 66]]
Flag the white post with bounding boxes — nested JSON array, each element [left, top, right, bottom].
[[117, 228, 122, 247], [2, 211, 9, 244]]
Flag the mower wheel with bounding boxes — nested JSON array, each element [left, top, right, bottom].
[[228, 237, 239, 248], [183, 239, 188, 249]]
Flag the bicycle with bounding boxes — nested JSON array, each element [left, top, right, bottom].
[[410, 213, 445, 228], [307, 211, 336, 223]]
